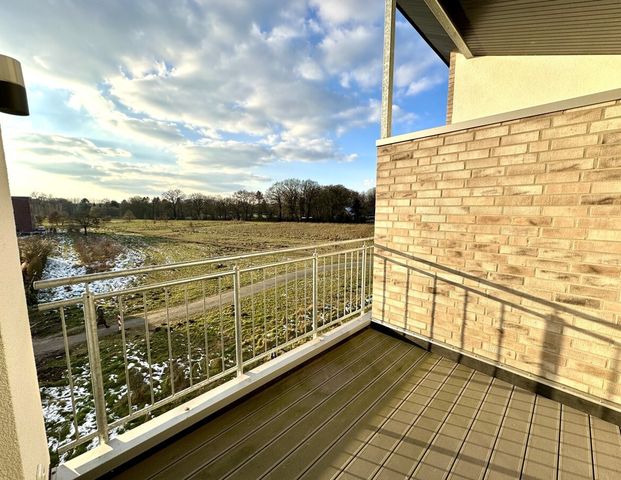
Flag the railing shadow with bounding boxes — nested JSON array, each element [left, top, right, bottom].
[[373, 244, 621, 423]]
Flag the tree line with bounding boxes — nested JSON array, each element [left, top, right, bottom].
[[31, 179, 375, 230]]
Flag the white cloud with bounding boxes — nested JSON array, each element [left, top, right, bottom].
[[309, 0, 383, 26], [0, 0, 447, 197]]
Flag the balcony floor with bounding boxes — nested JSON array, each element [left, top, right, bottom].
[[108, 328, 621, 480]]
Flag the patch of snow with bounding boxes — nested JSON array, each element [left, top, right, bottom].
[[38, 236, 145, 303]]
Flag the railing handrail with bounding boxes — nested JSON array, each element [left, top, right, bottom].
[[33, 237, 373, 290]]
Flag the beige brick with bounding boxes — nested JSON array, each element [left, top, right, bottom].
[[544, 183, 590, 194], [555, 294, 601, 310], [587, 229, 621, 241], [541, 124, 588, 139], [604, 105, 621, 119], [538, 148, 585, 162], [590, 117, 621, 132], [444, 131, 474, 144], [436, 161, 465, 172], [501, 131, 540, 145], [597, 157, 621, 168], [505, 185, 543, 196], [467, 137, 501, 150], [550, 135, 599, 150], [458, 149, 490, 161], [528, 140, 550, 152], [498, 153, 538, 165], [569, 284, 618, 301], [492, 144, 528, 156], [591, 181, 621, 194], [509, 117, 551, 133], [474, 125, 509, 139], [535, 171, 581, 183], [580, 194, 621, 205], [438, 143, 467, 154], [552, 108, 602, 126], [585, 143, 621, 158], [418, 137, 443, 148]]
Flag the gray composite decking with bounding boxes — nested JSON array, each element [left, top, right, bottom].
[[109, 328, 621, 480]]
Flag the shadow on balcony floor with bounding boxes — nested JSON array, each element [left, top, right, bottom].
[[105, 328, 621, 479]]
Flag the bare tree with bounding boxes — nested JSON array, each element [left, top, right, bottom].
[[233, 190, 256, 220], [188, 193, 208, 220], [266, 182, 286, 221], [73, 200, 101, 235], [162, 189, 186, 220], [281, 179, 302, 221], [300, 179, 320, 220]]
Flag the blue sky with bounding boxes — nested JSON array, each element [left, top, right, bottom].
[[0, 0, 447, 200]]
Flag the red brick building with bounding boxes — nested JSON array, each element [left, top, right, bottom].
[[11, 196, 34, 234]]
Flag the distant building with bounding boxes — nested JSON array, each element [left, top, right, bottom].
[[11, 196, 34, 234]]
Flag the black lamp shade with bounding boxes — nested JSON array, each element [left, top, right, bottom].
[[0, 55, 29, 116]]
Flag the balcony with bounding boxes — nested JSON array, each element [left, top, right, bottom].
[[27, 236, 621, 479]]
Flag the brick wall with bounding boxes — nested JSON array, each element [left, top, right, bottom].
[[446, 52, 456, 124], [373, 99, 621, 405]]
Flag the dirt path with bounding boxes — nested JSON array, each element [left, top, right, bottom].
[[32, 261, 363, 358]]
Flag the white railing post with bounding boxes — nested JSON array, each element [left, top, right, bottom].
[[312, 250, 318, 338], [233, 266, 244, 376], [360, 243, 367, 315], [82, 284, 109, 444]]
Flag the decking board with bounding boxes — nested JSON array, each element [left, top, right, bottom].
[[107, 328, 621, 480]]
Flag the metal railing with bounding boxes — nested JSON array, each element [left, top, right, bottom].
[[33, 238, 374, 459]]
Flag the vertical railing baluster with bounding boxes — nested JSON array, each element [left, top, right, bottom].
[[355, 249, 360, 311], [233, 266, 244, 376], [83, 285, 109, 444], [143, 292, 155, 403], [349, 251, 354, 314], [312, 251, 318, 338], [263, 269, 267, 351], [165, 287, 175, 395], [330, 255, 334, 323], [184, 286, 192, 388], [118, 296, 132, 415], [59, 306, 79, 440], [322, 256, 326, 326], [285, 264, 289, 343], [202, 281, 210, 381], [294, 262, 299, 339], [250, 271, 256, 359], [304, 259, 308, 332], [337, 253, 341, 318], [218, 277, 225, 372], [274, 267, 278, 348]]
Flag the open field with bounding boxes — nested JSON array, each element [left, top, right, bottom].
[[97, 219, 374, 261], [30, 220, 373, 466]]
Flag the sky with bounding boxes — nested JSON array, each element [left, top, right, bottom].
[[0, 0, 448, 200]]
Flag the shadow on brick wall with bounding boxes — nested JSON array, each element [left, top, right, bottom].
[[373, 244, 621, 420]]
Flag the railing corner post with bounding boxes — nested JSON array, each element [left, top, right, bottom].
[[360, 242, 367, 316], [312, 250, 318, 338], [83, 285, 109, 445], [233, 265, 244, 376]]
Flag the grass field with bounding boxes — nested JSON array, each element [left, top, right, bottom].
[[98, 219, 373, 262], [32, 220, 374, 465]]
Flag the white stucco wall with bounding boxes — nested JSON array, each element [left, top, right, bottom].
[[451, 53, 621, 123], [0, 127, 49, 479]]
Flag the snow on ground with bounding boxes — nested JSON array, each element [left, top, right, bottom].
[[43, 338, 201, 457], [38, 235, 145, 303]]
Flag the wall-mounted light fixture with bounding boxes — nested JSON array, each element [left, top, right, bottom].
[[0, 54, 29, 116]]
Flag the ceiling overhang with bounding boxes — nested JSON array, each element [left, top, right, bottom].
[[398, 0, 621, 64]]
